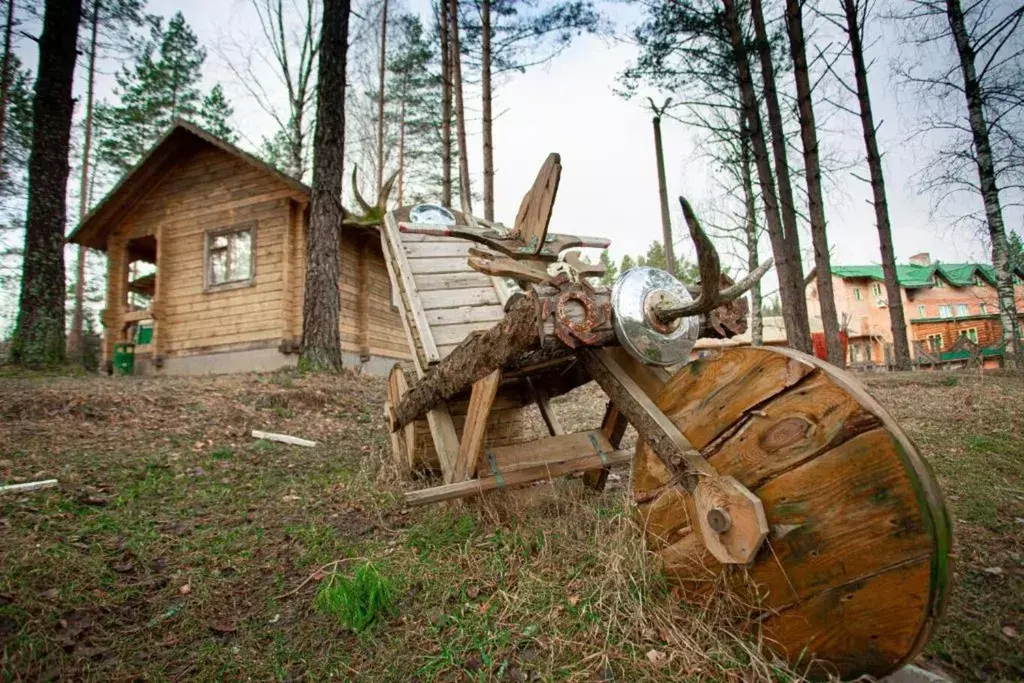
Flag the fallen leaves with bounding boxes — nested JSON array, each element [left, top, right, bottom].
[[645, 649, 668, 668]]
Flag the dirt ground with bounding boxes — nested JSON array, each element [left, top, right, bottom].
[[0, 366, 1021, 681]]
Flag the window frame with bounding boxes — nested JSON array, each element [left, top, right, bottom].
[[917, 304, 927, 318], [872, 282, 882, 297], [980, 302, 988, 315], [938, 304, 953, 319], [955, 303, 970, 317], [853, 287, 862, 301], [927, 333, 943, 352], [960, 327, 978, 344], [204, 222, 257, 293]]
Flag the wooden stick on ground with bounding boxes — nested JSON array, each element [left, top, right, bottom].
[[0, 479, 59, 495], [252, 430, 317, 448]]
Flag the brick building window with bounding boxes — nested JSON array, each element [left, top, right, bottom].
[[872, 283, 882, 297], [933, 275, 944, 287], [918, 305, 927, 317], [980, 302, 988, 314], [927, 334, 943, 352], [956, 304, 969, 316], [854, 287, 862, 301], [939, 305, 952, 318]]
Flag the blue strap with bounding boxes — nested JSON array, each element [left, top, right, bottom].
[[486, 450, 505, 488], [587, 432, 609, 465]]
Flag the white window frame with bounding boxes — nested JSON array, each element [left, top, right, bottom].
[[955, 303, 970, 317], [918, 305, 927, 318], [205, 223, 257, 292], [939, 305, 952, 319]]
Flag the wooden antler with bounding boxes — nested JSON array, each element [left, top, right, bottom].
[[654, 197, 773, 324]]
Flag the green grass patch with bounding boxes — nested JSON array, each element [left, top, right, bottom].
[[315, 562, 396, 633]]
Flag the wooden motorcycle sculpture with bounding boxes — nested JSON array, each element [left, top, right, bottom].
[[378, 154, 952, 680]]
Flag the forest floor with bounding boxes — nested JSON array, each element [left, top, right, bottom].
[[0, 367, 1021, 682]]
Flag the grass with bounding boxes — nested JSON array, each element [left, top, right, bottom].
[[0, 367, 1020, 680]]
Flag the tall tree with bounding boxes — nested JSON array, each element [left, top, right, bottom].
[[223, 0, 320, 181], [69, 0, 147, 362], [748, 0, 811, 353], [448, 0, 472, 214], [438, 0, 453, 208], [0, 0, 18, 183], [94, 12, 234, 177], [9, 0, 83, 366], [738, 106, 763, 346], [785, 0, 842, 365], [375, 0, 389, 197], [823, 0, 911, 369], [897, 0, 1023, 366], [300, 0, 348, 371], [648, 97, 676, 277], [465, 0, 599, 220]]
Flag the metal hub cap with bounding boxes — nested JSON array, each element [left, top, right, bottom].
[[611, 266, 699, 366], [409, 204, 455, 225]]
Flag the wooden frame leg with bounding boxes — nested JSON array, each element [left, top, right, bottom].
[[451, 369, 502, 482], [582, 402, 627, 491], [527, 377, 564, 436]]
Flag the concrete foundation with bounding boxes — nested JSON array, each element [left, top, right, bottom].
[[149, 347, 404, 378]]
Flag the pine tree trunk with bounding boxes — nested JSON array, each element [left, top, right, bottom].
[[375, 0, 388, 197], [481, 0, 494, 221], [843, 0, 911, 370], [448, 0, 472, 214], [739, 107, 763, 346], [70, 0, 101, 364], [748, 0, 811, 354], [9, 0, 83, 367], [439, 0, 452, 209], [0, 0, 16, 181], [651, 112, 676, 277], [289, 112, 303, 180], [785, 0, 842, 366], [945, 0, 1021, 367], [300, 0, 349, 372], [397, 96, 406, 206], [723, 0, 809, 354]]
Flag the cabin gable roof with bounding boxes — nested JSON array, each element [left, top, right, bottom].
[[68, 120, 310, 252]]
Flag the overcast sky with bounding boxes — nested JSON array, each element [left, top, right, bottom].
[[18, 0, 1023, 293]]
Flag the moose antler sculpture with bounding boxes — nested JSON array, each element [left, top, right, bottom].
[[379, 154, 951, 681]]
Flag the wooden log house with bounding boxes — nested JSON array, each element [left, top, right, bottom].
[[68, 121, 410, 375]]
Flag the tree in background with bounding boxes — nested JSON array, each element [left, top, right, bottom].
[[462, 0, 600, 220], [598, 249, 617, 285], [387, 13, 441, 205], [9, 0, 83, 366], [448, 0, 472, 214], [784, 0, 842, 365], [93, 12, 234, 179], [897, 0, 1024, 367], [300, 0, 349, 371], [222, 0, 320, 181], [1009, 231, 1024, 271], [69, 0, 147, 363]]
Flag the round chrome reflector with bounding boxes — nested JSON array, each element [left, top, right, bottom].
[[611, 267, 699, 366]]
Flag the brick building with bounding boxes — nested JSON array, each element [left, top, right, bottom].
[[806, 253, 1024, 368]]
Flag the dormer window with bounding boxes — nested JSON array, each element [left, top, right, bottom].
[[932, 274, 944, 288]]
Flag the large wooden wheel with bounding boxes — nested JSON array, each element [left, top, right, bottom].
[[631, 346, 952, 680]]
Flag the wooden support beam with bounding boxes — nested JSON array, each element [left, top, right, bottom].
[[428, 406, 462, 484], [405, 448, 633, 507], [451, 369, 501, 482], [579, 348, 715, 490], [582, 402, 628, 491], [527, 377, 563, 436]]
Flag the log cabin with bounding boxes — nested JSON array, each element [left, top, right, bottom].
[[67, 121, 411, 375]]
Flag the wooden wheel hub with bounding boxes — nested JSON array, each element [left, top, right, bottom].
[[630, 346, 952, 680]]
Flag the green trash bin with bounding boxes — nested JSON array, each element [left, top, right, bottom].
[[113, 342, 136, 376]]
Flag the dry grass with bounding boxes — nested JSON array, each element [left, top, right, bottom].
[[0, 366, 1020, 681]]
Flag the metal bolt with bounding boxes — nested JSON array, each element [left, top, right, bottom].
[[707, 507, 732, 534]]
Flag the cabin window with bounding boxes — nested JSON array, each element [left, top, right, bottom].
[[917, 305, 927, 317], [206, 224, 255, 290], [956, 303, 969, 316], [872, 283, 882, 297], [927, 334, 943, 352], [853, 287, 862, 301], [939, 305, 952, 319], [960, 328, 978, 343]]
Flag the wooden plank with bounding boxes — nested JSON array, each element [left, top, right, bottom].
[[583, 401, 628, 490], [404, 241, 471, 258], [480, 430, 612, 475], [409, 257, 476, 275], [415, 271, 494, 292], [426, 304, 505, 327], [405, 448, 633, 506], [279, 200, 295, 341], [427, 405, 462, 483], [420, 287, 500, 310], [122, 309, 153, 323], [382, 212, 439, 364], [399, 232, 464, 243], [431, 322, 493, 346], [513, 153, 561, 254], [528, 378, 563, 436], [451, 369, 502, 482]]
